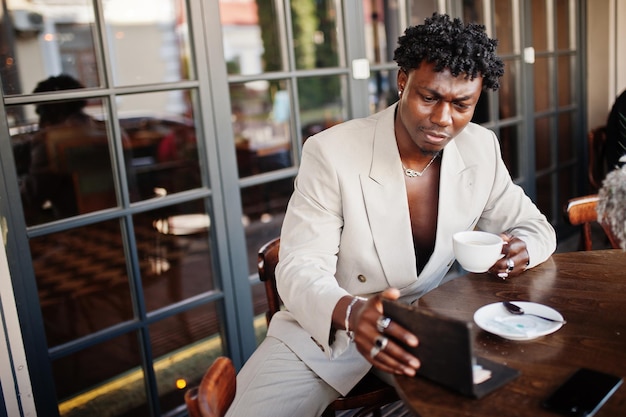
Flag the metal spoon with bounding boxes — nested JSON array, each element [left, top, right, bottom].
[[502, 301, 566, 324]]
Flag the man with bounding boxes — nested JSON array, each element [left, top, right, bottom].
[[226, 13, 556, 417]]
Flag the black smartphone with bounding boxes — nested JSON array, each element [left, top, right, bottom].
[[542, 368, 623, 416]]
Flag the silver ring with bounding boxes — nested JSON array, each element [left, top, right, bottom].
[[374, 335, 389, 351], [506, 258, 514, 272], [376, 316, 391, 333], [498, 272, 508, 280], [369, 345, 381, 359]]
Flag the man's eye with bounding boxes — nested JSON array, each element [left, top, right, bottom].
[[423, 96, 436, 102]]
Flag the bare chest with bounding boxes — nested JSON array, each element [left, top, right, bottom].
[[404, 168, 440, 254]]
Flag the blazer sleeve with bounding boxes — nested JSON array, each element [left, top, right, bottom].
[[276, 135, 354, 359]]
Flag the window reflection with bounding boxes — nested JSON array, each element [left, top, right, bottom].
[[534, 57, 552, 112], [408, 0, 439, 26], [556, 0, 572, 50], [1, 0, 99, 96], [558, 112, 574, 161], [12, 86, 117, 226], [363, 0, 402, 64], [104, 0, 193, 86], [369, 69, 398, 115], [54, 333, 143, 406], [151, 303, 225, 415], [0, 0, 193, 94], [232, 80, 293, 178], [557, 55, 573, 107], [535, 116, 552, 170], [220, 0, 285, 74], [134, 200, 214, 311], [298, 75, 347, 140], [119, 90, 201, 201], [495, 0, 516, 54], [30, 220, 133, 348], [241, 178, 291, 275], [292, 1, 343, 70], [498, 60, 518, 120], [532, 0, 549, 51]]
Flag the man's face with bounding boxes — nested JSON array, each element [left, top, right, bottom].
[[396, 61, 483, 154]]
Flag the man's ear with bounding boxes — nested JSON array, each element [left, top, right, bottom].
[[397, 69, 407, 93]]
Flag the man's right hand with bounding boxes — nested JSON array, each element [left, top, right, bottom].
[[350, 288, 420, 376]]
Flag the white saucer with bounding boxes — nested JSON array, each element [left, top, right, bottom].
[[473, 301, 565, 341]]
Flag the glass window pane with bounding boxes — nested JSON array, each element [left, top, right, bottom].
[[535, 116, 552, 170], [1, 1, 100, 96], [31, 220, 133, 347], [534, 57, 552, 112], [13, 96, 118, 225], [499, 59, 518, 119], [408, 0, 439, 26], [559, 165, 576, 214], [532, 0, 549, 51], [499, 125, 521, 178], [298, 75, 348, 140], [220, 0, 285, 74], [536, 173, 553, 220], [556, 0, 572, 50], [557, 55, 573, 107], [242, 178, 291, 275], [369, 69, 398, 115], [104, 0, 193, 86], [363, 0, 402, 64], [558, 112, 574, 162], [55, 333, 143, 411], [136, 200, 214, 311], [292, 1, 344, 70], [151, 303, 226, 415], [495, 0, 516, 54], [461, 0, 485, 24], [119, 90, 202, 201], [232, 80, 293, 178]]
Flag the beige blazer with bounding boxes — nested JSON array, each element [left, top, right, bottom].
[[269, 103, 556, 395]]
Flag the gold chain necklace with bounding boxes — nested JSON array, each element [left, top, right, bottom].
[[401, 152, 441, 178]]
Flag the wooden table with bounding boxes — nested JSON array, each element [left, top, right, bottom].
[[394, 250, 626, 417]]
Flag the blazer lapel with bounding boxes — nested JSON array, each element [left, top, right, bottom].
[[361, 105, 418, 288], [436, 138, 478, 240]]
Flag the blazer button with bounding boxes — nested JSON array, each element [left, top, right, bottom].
[[357, 274, 367, 283]]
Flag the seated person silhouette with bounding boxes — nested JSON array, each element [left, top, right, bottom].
[[21, 75, 116, 222]]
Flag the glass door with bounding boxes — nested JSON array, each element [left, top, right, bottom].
[[0, 1, 250, 416], [0, 0, 585, 416]]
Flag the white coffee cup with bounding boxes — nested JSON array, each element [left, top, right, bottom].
[[452, 231, 504, 273]]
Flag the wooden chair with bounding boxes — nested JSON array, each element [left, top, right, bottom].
[[563, 194, 621, 251], [185, 356, 236, 417], [257, 237, 399, 417], [587, 126, 608, 191]]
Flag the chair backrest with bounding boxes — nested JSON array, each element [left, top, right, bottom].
[[588, 126, 608, 191], [564, 194, 621, 251], [257, 237, 281, 325], [184, 356, 236, 417]]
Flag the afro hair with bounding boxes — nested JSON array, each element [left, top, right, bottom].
[[393, 13, 504, 91]]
